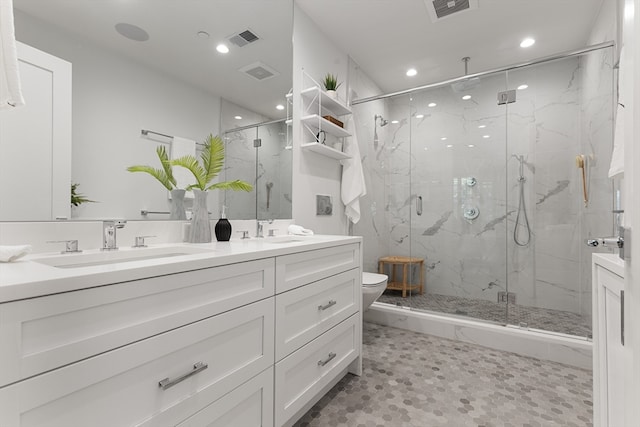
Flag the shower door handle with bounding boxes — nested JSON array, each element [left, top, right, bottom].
[[416, 196, 422, 216]]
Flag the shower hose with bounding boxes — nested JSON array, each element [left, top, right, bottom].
[[514, 171, 531, 247]]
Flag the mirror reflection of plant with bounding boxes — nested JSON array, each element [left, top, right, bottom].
[[322, 73, 342, 91], [171, 134, 253, 192], [126, 146, 177, 190], [71, 183, 96, 206]]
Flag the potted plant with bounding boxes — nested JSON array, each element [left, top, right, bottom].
[[172, 134, 253, 243], [127, 145, 187, 220], [70, 183, 96, 207], [322, 73, 342, 99]]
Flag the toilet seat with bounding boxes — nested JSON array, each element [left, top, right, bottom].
[[363, 272, 388, 287]]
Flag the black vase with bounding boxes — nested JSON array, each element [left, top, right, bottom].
[[214, 218, 232, 241]]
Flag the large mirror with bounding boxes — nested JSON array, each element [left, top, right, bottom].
[[3, 0, 293, 221]]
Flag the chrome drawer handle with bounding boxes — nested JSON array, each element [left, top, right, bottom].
[[318, 300, 337, 311], [158, 361, 208, 390], [317, 352, 337, 367]]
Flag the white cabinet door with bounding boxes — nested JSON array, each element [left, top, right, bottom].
[[0, 298, 274, 427], [0, 42, 71, 221], [594, 264, 625, 427]]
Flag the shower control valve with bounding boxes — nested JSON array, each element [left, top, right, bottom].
[[463, 206, 480, 220]]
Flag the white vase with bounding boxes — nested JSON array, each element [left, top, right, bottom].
[[326, 90, 337, 100], [169, 189, 187, 220], [188, 189, 212, 243]]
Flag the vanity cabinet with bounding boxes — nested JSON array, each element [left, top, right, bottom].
[[274, 243, 362, 427], [592, 254, 626, 427], [0, 237, 362, 426]]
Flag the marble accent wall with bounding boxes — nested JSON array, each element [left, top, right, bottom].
[[352, 51, 613, 323]]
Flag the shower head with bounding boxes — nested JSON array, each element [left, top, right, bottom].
[[375, 114, 388, 127]]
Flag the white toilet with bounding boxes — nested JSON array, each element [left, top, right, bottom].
[[362, 272, 388, 310]]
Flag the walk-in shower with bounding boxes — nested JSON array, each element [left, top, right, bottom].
[[351, 42, 615, 340]]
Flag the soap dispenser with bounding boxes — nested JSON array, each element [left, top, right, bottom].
[[214, 205, 232, 241]]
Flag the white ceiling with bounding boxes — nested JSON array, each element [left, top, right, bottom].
[[14, 0, 607, 118], [297, 0, 607, 95], [14, 0, 294, 120]]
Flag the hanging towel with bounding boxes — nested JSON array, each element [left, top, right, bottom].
[[0, 244, 31, 262], [609, 47, 625, 178], [0, 0, 25, 110], [170, 136, 196, 198], [341, 110, 367, 224]]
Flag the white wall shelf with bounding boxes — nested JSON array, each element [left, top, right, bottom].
[[301, 114, 351, 138], [301, 87, 352, 117], [301, 142, 351, 160]]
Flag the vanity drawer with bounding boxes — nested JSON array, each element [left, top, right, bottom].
[[0, 298, 274, 427], [275, 243, 360, 293], [275, 314, 359, 427], [176, 367, 274, 427], [275, 268, 360, 361], [0, 258, 275, 387]]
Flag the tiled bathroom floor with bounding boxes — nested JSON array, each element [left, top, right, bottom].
[[295, 322, 593, 427], [378, 292, 592, 338]]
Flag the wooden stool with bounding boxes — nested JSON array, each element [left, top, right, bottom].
[[378, 256, 424, 298]]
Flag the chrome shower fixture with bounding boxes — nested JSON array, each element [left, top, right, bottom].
[[374, 114, 388, 127]]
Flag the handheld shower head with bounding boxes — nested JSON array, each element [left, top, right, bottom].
[[375, 114, 388, 127]]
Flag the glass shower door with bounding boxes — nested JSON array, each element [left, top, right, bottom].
[[407, 72, 510, 323]]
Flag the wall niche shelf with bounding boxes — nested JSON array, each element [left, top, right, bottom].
[[301, 142, 351, 160]]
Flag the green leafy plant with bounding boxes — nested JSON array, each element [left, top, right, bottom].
[[322, 73, 342, 91], [71, 183, 96, 206], [172, 134, 253, 192], [127, 145, 177, 191]]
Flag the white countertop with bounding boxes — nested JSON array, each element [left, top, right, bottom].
[[0, 235, 361, 303], [593, 252, 625, 277]]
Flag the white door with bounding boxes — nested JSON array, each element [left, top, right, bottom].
[[0, 42, 71, 221]]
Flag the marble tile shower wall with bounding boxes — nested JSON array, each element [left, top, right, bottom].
[[353, 53, 613, 319]]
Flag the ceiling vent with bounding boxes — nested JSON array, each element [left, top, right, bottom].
[[239, 62, 280, 82], [424, 0, 478, 22], [227, 29, 260, 47]]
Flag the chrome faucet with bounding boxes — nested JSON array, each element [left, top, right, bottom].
[[102, 220, 126, 250], [256, 219, 273, 238]]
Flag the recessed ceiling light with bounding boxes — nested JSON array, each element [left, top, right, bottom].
[[423, 147, 428, 151], [441, 137, 447, 141], [468, 144, 475, 148], [478, 124, 486, 129], [483, 135, 490, 139], [234, 115, 242, 120], [446, 144, 453, 148], [216, 44, 230, 54], [517, 84, 529, 90], [428, 102, 437, 108], [276, 104, 285, 110], [196, 31, 210, 39], [406, 68, 417, 77], [462, 95, 472, 100], [416, 114, 424, 119], [115, 23, 149, 42], [391, 120, 399, 124], [520, 38, 535, 48]]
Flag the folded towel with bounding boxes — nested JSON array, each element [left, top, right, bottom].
[[170, 136, 196, 198], [608, 47, 626, 178], [0, 0, 25, 110], [0, 244, 31, 262], [341, 106, 367, 224], [288, 224, 314, 236]]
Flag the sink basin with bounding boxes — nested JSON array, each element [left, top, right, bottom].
[[34, 246, 213, 269], [263, 236, 309, 244]]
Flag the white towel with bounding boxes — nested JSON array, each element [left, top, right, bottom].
[[0, 0, 25, 110], [288, 224, 314, 236], [609, 47, 626, 178], [341, 111, 367, 224], [170, 136, 196, 198], [0, 244, 31, 262]]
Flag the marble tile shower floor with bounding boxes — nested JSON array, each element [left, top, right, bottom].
[[377, 292, 592, 338], [295, 322, 593, 427]]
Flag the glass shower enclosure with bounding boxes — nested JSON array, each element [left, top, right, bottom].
[[353, 46, 614, 338]]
